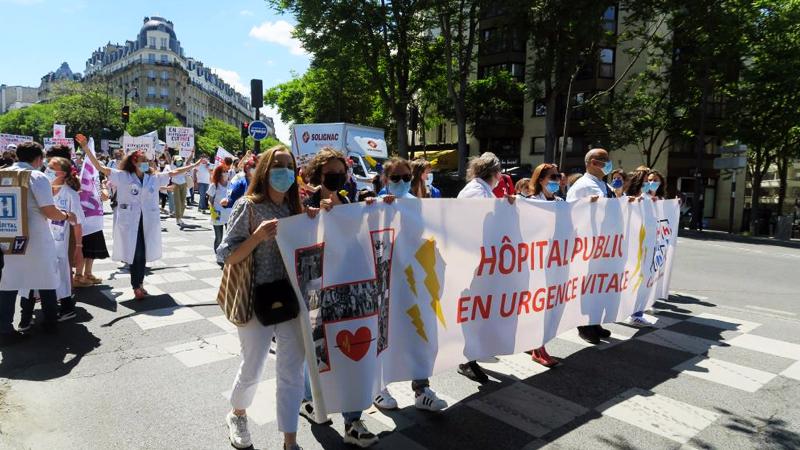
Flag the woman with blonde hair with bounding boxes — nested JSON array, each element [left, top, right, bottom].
[[217, 145, 314, 450]]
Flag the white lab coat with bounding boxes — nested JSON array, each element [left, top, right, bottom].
[[0, 163, 59, 291], [51, 187, 85, 299], [108, 169, 170, 264]]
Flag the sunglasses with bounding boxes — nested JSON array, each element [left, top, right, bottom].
[[389, 174, 412, 183]]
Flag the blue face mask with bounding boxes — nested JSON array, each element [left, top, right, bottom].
[[139, 162, 150, 173], [645, 181, 661, 194], [269, 168, 295, 193], [44, 168, 58, 183], [546, 181, 560, 195], [388, 180, 411, 197], [611, 178, 624, 189], [602, 160, 613, 176]]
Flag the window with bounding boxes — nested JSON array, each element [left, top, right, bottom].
[[530, 136, 546, 155], [602, 6, 617, 33], [148, 53, 155, 64], [147, 70, 155, 79], [533, 99, 547, 117], [147, 86, 156, 97], [148, 37, 156, 48], [161, 70, 169, 80], [511, 63, 524, 80], [160, 38, 168, 49], [161, 88, 169, 98], [161, 54, 169, 64], [599, 48, 615, 78]]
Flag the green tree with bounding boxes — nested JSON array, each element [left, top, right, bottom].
[[126, 107, 181, 141], [0, 103, 57, 142], [194, 118, 282, 157], [729, 0, 800, 224], [51, 81, 124, 141], [465, 71, 525, 138], [271, 0, 439, 158]]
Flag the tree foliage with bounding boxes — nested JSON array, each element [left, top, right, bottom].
[[465, 71, 525, 134], [126, 108, 181, 141], [0, 103, 57, 142]]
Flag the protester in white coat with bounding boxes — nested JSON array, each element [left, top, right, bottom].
[[78, 135, 204, 300], [0, 142, 77, 344]]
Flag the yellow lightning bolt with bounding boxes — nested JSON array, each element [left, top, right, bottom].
[[406, 304, 428, 342], [416, 239, 445, 328], [630, 224, 647, 292], [405, 265, 417, 297]]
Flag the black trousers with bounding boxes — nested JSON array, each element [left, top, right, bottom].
[[130, 215, 146, 289]]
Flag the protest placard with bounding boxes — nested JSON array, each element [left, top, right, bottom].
[[215, 147, 234, 165], [166, 126, 194, 158], [0, 134, 33, 149], [43, 137, 75, 151], [122, 131, 157, 159], [53, 124, 66, 139]]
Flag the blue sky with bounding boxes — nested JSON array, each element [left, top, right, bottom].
[[0, 0, 310, 142]]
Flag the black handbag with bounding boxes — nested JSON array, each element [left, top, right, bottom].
[[253, 278, 300, 326]]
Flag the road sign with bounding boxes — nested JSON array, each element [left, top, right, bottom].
[[248, 120, 269, 141], [713, 156, 747, 170]]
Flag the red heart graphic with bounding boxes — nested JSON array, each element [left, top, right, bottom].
[[336, 327, 372, 362]]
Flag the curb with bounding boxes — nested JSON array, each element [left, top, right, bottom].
[[678, 229, 800, 250]]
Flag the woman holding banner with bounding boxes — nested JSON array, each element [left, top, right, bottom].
[[217, 145, 314, 450], [77, 135, 203, 300], [456, 152, 515, 382], [520, 163, 563, 367]]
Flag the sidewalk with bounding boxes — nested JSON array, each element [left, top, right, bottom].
[[679, 228, 800, 249]]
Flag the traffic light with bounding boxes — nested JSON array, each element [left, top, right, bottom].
[[241, 121, 249, 138], [121, 105, 130, 123]]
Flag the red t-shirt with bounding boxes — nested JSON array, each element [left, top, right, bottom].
[[492, 174, 516, 198]]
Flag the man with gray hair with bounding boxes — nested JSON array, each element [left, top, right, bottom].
[[566, 148, 614, 344]]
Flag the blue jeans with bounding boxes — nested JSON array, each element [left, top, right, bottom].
[[304, 365, 361, 425], [0, 289, 57, 333], [167, 191, 175, 214], [198, 183, 209, 210]]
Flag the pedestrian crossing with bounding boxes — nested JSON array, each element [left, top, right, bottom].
[[84, 210, 800, 449]]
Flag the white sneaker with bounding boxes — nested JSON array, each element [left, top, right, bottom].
[[414, 387, 447, 411], [299, 399, 331, 425], [373, 388, 398, 410], [624, 314, 655, 328], [225, 412, 252, 449], [343, 420, 379, 448]]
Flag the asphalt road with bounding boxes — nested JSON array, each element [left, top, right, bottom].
[[1, 207, 799, 450]]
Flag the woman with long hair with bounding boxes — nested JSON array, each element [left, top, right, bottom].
[[207, 165, 232, 251], [409, 158, 441, 198], [609, 168, 627, 198], [522, 163, 564, 367], [78, 135, 203, 300], [18, 157, 85, 330], [217, 145, 314, 450]]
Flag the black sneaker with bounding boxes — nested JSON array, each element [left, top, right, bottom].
[[458, 361, 489, 383], [578, 326, 600, 344], [597, 325, 612, 339], [343, 420, 378, 448], [18, 314, 33, 332]]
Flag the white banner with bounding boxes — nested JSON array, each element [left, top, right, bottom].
[[53, 124, 66, 139], [215, 147, 234, 165], [78, 138, 104, 236], [276, 198, 680, 415], [122, 131, 157, 159], [43, 137, 75, 151], [0, 134, 33, 149], [166, 126, 194, 158]]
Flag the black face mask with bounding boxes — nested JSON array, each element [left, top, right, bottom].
[[322, 172, 347, 191]]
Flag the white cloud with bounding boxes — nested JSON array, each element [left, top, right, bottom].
[[209, 67, 248, 95], [248, 20, 306, 56], [239, 9, 253, 16], [208, 67, 292, 144]]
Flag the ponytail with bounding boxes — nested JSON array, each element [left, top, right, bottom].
[[49, 157, 81, 192]]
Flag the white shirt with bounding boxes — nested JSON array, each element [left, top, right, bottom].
[[51, 187, 84, 299], [207, 182, 231, 225], [195, 163, 211, 184], [0, 162, 59, 291], [528, 192, 564, 202], [566, 172, 609, 202], [457, 178, 494, 199], [166, 164, 187, 185]]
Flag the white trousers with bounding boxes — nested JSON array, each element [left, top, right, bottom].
[[229, 317, 305, 433]]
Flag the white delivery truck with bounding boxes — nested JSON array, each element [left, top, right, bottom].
[[290, 123, 388, 191]]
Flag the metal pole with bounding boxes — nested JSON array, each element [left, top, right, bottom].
[[253, 107, 260, 154], [729, 169, 737, 233]]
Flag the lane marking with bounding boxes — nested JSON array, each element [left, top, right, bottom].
[[745, 305, 796, 317]]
